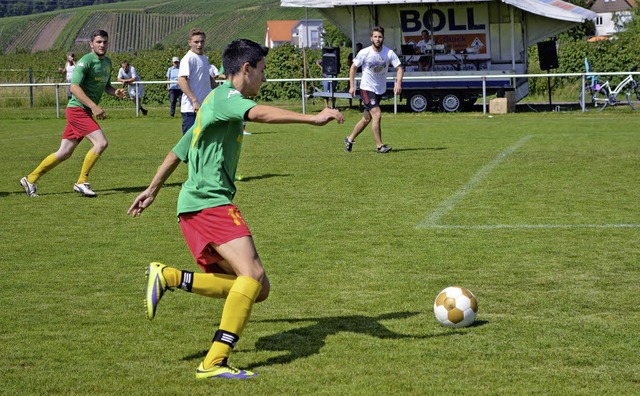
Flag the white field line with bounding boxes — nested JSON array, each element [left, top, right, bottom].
[[417, 135, 534, 229], [417, 134, 640, 230], [426, 224, 640, 230]]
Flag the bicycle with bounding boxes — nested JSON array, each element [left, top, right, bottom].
[[580, 59, 640, 111]]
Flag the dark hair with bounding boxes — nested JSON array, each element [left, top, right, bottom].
[[372, 26, 384, 36], [222, 39, 269, 77], [90, 30, 108, 41]]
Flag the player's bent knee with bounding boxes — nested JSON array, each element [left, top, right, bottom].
[[56, 151, 73, 161], [95, 140, 109, 153], [255, 276, 270, 302]]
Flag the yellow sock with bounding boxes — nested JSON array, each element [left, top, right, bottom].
[[77, 150, 100, 184], [203, 276, 262, 368], [28, 153, 59, 184], [192, 273, 237, 298], [164, 267, 237, 298]]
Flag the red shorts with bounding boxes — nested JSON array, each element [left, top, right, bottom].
[[63, 106, 101, 140], [179, 205, 252, 272]]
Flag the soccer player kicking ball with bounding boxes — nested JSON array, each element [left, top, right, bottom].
[[20, 30, 127, 198], [128, 39, 344, 379]]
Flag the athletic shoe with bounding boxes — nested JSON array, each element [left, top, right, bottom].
[[243, 130, 252, 135], [376, 144, 392, 153], [20, 177, 38, 197], [140, 107, 148, 116], [73, 182, 97, 197], [344, 137, 354, 152], [195, 359, 257, 379], [145, 262, 169, 320]]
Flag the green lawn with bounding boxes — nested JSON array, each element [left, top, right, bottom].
[[1, 107, 639, 395]]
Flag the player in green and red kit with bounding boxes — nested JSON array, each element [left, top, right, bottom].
[[128, 39, 344, 379], [20, 29, 126, 198]]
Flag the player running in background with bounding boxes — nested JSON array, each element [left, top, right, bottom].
[[20, 30, 126, 198], [344, 26, 403, 154], [128, 39, 344, 379]]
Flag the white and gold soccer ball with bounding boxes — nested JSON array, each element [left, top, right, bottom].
[[433, 286, 478, 328]]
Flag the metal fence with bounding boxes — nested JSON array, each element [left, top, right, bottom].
[[1, 71, 639, 117]]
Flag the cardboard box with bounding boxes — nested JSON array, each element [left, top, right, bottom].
[[489, 97, 516, 114]]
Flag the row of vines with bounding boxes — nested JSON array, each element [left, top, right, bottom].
[[110, 13, 197, 52], [4, 15, 54, 53]]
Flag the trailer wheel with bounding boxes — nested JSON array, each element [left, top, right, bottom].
[[409, 93, 429, 112], [440, 93, 461, 112]]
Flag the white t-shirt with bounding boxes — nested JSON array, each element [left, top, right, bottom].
[[179, 50, 212, 112], [209, 64, 219, 79], [65, 63, 75, 83], [118, 65, 144, 98], [416, 38, 434, 54], [352, 45, 401, 95]]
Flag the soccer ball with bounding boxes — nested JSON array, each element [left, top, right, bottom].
[[433, 286, 478, 328]]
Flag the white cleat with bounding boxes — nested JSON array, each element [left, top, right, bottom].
[[73, 182, 97, 197], [20, 177, 38, 197]]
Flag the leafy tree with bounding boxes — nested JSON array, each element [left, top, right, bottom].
[[322, 21, 351, 47], [257, 43, 305, 101]]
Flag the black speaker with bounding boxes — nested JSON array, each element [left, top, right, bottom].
[[538, 40, 558, 70], [321, 47, 340, 75]]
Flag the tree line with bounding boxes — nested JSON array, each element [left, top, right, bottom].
[[0, 0, 127, 18]]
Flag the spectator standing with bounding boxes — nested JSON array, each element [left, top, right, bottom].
[[178, 28, 216, 134], [58, 52, 76, 100], [166, 56, 182, 117], [315, 58, 336, 109], [118, 61, 147, 115]]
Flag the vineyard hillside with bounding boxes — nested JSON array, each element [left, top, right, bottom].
[[0, 0, 318, 54]]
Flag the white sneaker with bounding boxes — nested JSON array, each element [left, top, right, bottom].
[[73, 182, 97, 197], [20, 177, 38, 197]]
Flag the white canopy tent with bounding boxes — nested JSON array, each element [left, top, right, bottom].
[[281, 0, 596, 107], [281, 0, 596, 48]]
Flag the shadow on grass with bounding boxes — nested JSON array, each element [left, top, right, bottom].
[[2, 174, 291, 197], [182, 311, 485, 369], [391, 147, 448, 153]]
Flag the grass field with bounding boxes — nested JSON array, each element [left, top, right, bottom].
[[1, 106, 639, 395]]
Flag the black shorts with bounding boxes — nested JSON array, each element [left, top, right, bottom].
[[360, 90, 382, 111]]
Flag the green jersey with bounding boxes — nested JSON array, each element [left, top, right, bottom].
[[68, 52, 113, 110], [173, 80, 257, 215]]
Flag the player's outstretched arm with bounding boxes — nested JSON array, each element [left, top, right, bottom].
[[128, 151, 181, 217], [247, 105, 344, 126]]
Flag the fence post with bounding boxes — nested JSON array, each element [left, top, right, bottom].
[[29, 68, 34, 108], [482, 75, 487, 115], [394, 91, 397, 114], [135, 83, 139, 117], [301, 80, 306, 114], [580, 74, 586, 112], [55, 84, 60, 118]]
